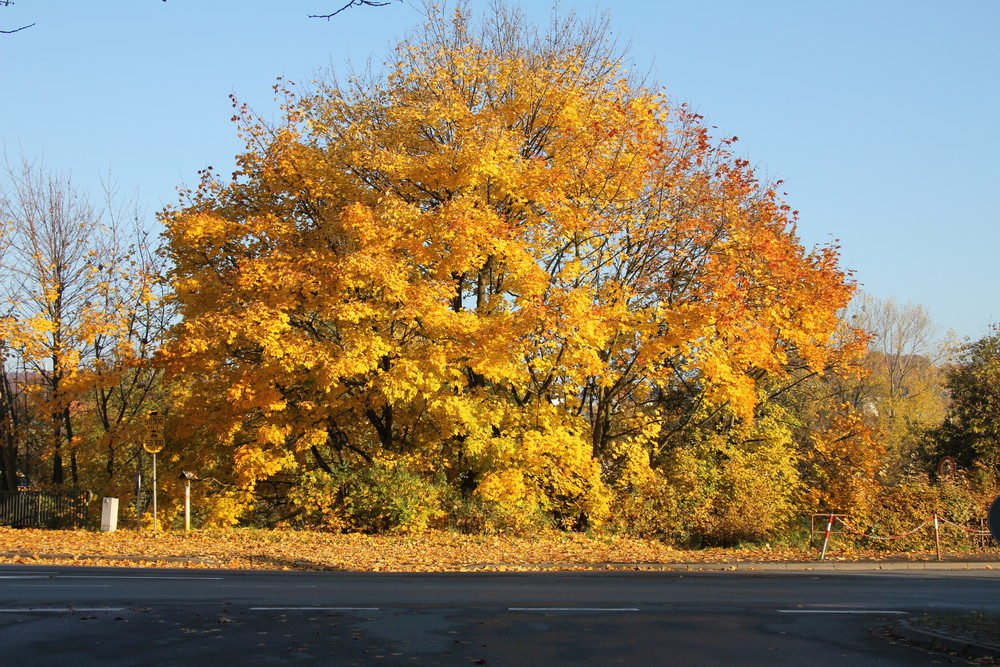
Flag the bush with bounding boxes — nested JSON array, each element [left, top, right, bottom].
[[607, 423, 803, 547], [441, 487, 551, 535], [289, 461, 445, 534], [848, 472, 998, 550]]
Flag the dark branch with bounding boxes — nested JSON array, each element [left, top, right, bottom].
[[0, 23, 32, 33], [1, 0, 34, 33], [309, 0, 394, 20]]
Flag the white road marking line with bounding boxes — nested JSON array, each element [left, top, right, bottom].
[[777, 609, 909, 615], [11, 583, 111, 587], [61, 575, 224, 580], [250, 607, 381, 611], [508, 607, 639, 612], [0, 607, 125, 613], [0, 575, 48, 579], [214, 584, 314, 589]]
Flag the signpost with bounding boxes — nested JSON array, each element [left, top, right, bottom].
[[937, 456, 957, 480], [143, 411, 165, 531]]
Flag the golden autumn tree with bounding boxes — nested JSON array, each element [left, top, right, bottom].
[[161, 3, 864, 534]]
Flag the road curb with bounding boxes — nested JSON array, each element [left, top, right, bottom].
[[0, 551, 220, 566], [459, 560, 1000, 572], [720, 561, 998, 572], [891, 621, 1000, 660], [1, 552, 998, 572]]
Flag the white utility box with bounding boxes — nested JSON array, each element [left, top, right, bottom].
[[100, 497, 119, 532]]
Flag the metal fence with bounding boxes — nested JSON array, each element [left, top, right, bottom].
[[0, 490, 91, 529]]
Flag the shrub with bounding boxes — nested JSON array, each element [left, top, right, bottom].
[[289, 461, 445, 534], [848, 472, 998, 550]]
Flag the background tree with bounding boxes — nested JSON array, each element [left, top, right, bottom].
[[0, 157, 168, 493], [777, 295, 952, 520], [0, 345, 20, 491], [842, 294, 949, 480], [934, 329, 1000, 475], [73, 185, 172, 498], [0, 158, 103, 485], [0, 224, 32, 490]]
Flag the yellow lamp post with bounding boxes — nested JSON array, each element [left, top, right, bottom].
[[143, 411, 165, 531]]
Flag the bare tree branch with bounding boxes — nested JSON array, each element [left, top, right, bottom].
[[4, 0, 396, 33], [309, 0, 396, 20], [1, 0, 33, 34]]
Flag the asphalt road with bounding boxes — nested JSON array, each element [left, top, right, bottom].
[[2, 565, 998, 665]]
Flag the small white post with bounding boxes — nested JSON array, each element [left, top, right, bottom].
[[135, 469, 141, 529], [178, 471, 199, 533], [184, 478, 191, 532]]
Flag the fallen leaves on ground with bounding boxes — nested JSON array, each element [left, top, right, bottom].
[[0, 528, 995, 572]]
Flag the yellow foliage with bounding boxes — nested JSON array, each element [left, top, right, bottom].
[[201, 491, 251, 528], [473, 469, 546, 532]]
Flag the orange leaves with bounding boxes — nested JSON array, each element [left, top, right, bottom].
[[799, 404, 881, 515], [0, 526, 886, 572]]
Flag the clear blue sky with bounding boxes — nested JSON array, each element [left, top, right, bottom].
[[2, 1, 997, 341]]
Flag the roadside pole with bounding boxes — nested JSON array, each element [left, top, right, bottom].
[[152, 452, 158, 531], [934, 515, 942, 562], [144, 411, 165, 532], [178, 471, 199, 533], [820, 513, 836, 560], [134, 462, 141, 529]]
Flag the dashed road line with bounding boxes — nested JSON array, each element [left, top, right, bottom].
[[215, 584, 317, 588], [508, 607, 639, 612], [778, 609, 908, 615], [250, 606, 381, 611], [11, 583, 111, 587], [61, 575, 224, 580], [0, 607, 125, 613]]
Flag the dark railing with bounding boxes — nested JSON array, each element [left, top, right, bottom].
[[0, 490, 91, 529]]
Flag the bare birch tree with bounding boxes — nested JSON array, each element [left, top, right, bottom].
[[0, 157, 169, 490]]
